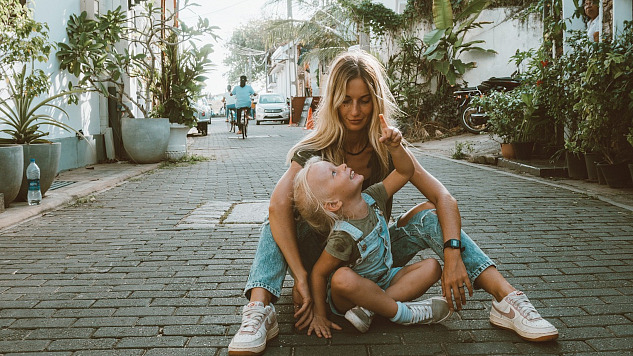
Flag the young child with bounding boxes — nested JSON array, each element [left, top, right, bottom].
[[293, 114, 452, 338]]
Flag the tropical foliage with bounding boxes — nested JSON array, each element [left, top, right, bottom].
[[223, 20, 270, 85], [0, 0, 81, 144], [0, 67, 81, 144], [57, 1, 217, 122]]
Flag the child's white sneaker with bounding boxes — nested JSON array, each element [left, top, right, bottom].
[[489, 290, 558, 342], [402, 296, 452, 325], [345, 306, 375, 333]]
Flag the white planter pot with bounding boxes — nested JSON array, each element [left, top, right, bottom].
[[0, 144, 24, 207], [121, 118, 170, 164], [165, 124, 190, 160], [16, 142, 61, 201]]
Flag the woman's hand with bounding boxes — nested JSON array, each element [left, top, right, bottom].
[[292, 278, 314, 330], [441, 249, 473, 311], [378, 114, 402, 148], [307, 315, 342, 338]]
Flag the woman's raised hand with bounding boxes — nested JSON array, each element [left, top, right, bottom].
[[378, 114, 402, 148]]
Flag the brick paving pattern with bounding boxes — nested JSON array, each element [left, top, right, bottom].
[[1, 119, 632, 355]]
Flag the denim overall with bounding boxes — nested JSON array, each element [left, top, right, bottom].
[[326, 193, 402, 315], [335, 193, 402, 289]]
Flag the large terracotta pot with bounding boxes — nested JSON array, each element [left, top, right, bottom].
[[121, 118, 170, 164], [16, 142, 61, 201], [0, 144, 24, 207]]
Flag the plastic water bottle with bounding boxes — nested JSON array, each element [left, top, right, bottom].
[[26, 158, 42, 206]]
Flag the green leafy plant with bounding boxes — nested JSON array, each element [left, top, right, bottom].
[[57, 1, 218, 121], [473, 86, 539, 144], [423, 0, 496, 85], [152, 32, 214, 127], [0, 67, 82, 144], [0, 0, 82, 144], [571, 22, 633, 164], [159, 153, 210, 168], [451, 140, 474, 159]]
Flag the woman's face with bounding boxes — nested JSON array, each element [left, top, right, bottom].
[[584, 0, 598, 19], [337, 77, 373, 132]]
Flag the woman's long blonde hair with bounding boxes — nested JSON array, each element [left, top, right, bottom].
[[286, 50, 398, 180], [293, 156, 338, 234]]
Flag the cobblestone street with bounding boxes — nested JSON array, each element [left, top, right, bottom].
[[1, 118, 632, 355]]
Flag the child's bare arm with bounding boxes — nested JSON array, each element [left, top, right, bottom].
[[378, 114, 414, 198], [308, 251, 343, 338]]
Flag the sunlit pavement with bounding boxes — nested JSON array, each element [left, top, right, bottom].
[[1, 117, 632, 355]]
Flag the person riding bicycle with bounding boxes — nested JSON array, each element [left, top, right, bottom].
[[223, 84, 237, 123], [231, 75, 257, 135]]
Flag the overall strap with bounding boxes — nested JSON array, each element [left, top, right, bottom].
[[332, 220, 364, 241], [361, 192, 376, 207]]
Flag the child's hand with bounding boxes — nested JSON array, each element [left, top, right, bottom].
[[307, 315, 342, 339], [378, 114, 402, 148]]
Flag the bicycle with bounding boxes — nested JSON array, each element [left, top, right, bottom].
[[226, 108, 236, 133], [236, 107, 249, 139]]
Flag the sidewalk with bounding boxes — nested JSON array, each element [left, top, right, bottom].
[[2, 132, 632, 231], [411, 133, 633, 212], [0, 162, 159, 230]]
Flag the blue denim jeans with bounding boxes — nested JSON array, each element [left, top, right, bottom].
[[244, 209, 495, 302]]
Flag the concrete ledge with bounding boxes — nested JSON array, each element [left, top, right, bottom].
[[498, 158, 568, 178]]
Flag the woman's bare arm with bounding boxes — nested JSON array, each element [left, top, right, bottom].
[[407, 150, 473, 311]]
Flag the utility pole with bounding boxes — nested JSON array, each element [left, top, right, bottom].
[[287, 0, 297, 97]]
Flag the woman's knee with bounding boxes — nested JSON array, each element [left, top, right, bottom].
[[397, 201, 436, 227], [331, 267, 359, 293]]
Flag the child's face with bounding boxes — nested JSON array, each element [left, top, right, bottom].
[[308, 161, 364, 203]]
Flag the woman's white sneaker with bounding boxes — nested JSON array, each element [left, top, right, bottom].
[[345, 306, 375, 333], [228, 302, 279, 355], [489, 290, 558, 342]]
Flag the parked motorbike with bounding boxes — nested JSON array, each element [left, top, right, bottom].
[[453, 77, 522, 134]]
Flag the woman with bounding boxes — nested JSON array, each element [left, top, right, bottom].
[[228, 51, 558, 356]]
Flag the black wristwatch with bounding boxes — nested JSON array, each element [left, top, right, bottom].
[[444, 239, 465, 252]]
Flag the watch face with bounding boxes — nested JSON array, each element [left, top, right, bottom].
[[450, 240, 460, 248]]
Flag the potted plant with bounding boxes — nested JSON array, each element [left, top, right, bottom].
[[472, 86, 540, 160], [0, 0, 82, 204], [56, 2, 217, 163], [154, 32, 213, 160], [572, 22, 633, 188]]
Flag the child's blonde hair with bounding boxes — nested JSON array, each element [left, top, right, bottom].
[[293, 156, 338, 234]]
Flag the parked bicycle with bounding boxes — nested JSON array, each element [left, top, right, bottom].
[[453, 77, 521, 134]]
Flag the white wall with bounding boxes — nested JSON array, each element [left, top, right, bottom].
[[33, 0, 102, 142], [375, 8, 543, 88], [613, 0, 633, 38], [459, 8, 543, 85]]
